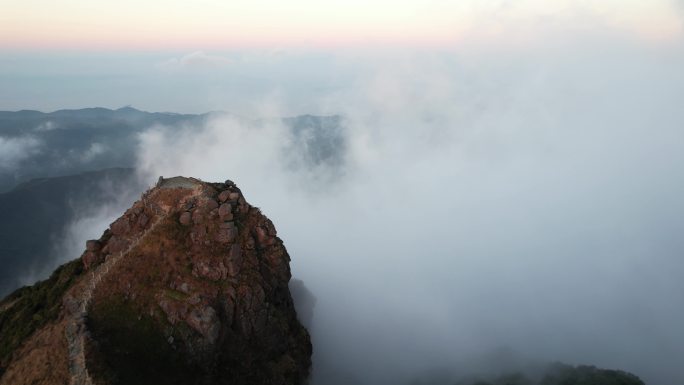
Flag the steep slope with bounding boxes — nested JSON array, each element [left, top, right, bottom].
[[0, 259, 83, 381], [0, 177, 311, 385]]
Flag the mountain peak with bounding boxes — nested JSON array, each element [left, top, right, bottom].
[[115, 106, 139, 112], [0, 177, 311, 385]]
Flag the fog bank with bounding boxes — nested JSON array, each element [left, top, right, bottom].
[[128, 37, 684, 385]]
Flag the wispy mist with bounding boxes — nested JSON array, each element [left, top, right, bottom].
[[0, 136, 41, 170], [46, 176, 143, 282], [119, 32, 684, 385]]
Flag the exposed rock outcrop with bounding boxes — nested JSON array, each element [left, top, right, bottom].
[[0, 177, 311, 385]]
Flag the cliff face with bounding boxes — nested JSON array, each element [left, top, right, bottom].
[[0, 177, 311, 385]]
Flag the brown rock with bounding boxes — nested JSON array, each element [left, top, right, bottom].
[[82, 250, 102, 270], [137, 213, 150, 227], [107, 236, 130, 255], [245, 235, 256, 250], [218, 190, 231, 202], [218, 203, 233, 221], [179, 211, 192, 225], [238, 196, 251, 214], [179, 282, 190, 293], [186, 306, 220, 344], [216, 227, 237, 244], [158, 299, 188, 325], [192, 209, 204, 224], [255, 226, 276, 247], [227, 244, 243, 276], [85, 240, 101, 252], [110, 217, 130, 235], [192, 259, 228, 281], [204, 199, 219, 211], [190, 224, 207, 243]]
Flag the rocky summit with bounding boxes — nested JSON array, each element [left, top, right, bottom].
[[0, 177, 311, 385]]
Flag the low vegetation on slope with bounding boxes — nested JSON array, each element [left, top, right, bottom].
[[87, 294, 200, 385], [410, 362, 645, 385], [0, 259, 83, 374]]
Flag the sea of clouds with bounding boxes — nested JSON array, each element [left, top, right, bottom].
[[50, 8, 684, 384]]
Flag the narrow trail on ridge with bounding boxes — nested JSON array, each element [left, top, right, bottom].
[[65, 185, 200, 385]]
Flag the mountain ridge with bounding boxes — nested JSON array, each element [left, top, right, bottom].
[[0, 108, 345, 192], [0, 177, 311, 385]]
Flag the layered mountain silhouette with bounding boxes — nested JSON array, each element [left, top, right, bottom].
[[0, 107, 345, 192]]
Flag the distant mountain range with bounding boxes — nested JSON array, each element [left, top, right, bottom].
[[0, 107, 345, 192], [0, 168, 139, 297]]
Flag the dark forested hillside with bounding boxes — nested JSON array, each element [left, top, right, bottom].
[[0, 107, 345, 192], [0, 168, 139, 296]]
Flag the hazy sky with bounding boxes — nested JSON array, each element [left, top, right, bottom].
[[1, 0, 683, 113], [1, 0, 682, 49]]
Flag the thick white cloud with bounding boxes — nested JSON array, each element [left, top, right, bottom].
[[132, 32, 684, 385]]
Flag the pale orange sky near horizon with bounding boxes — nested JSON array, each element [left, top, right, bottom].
[[0, 0, 682, 50]]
